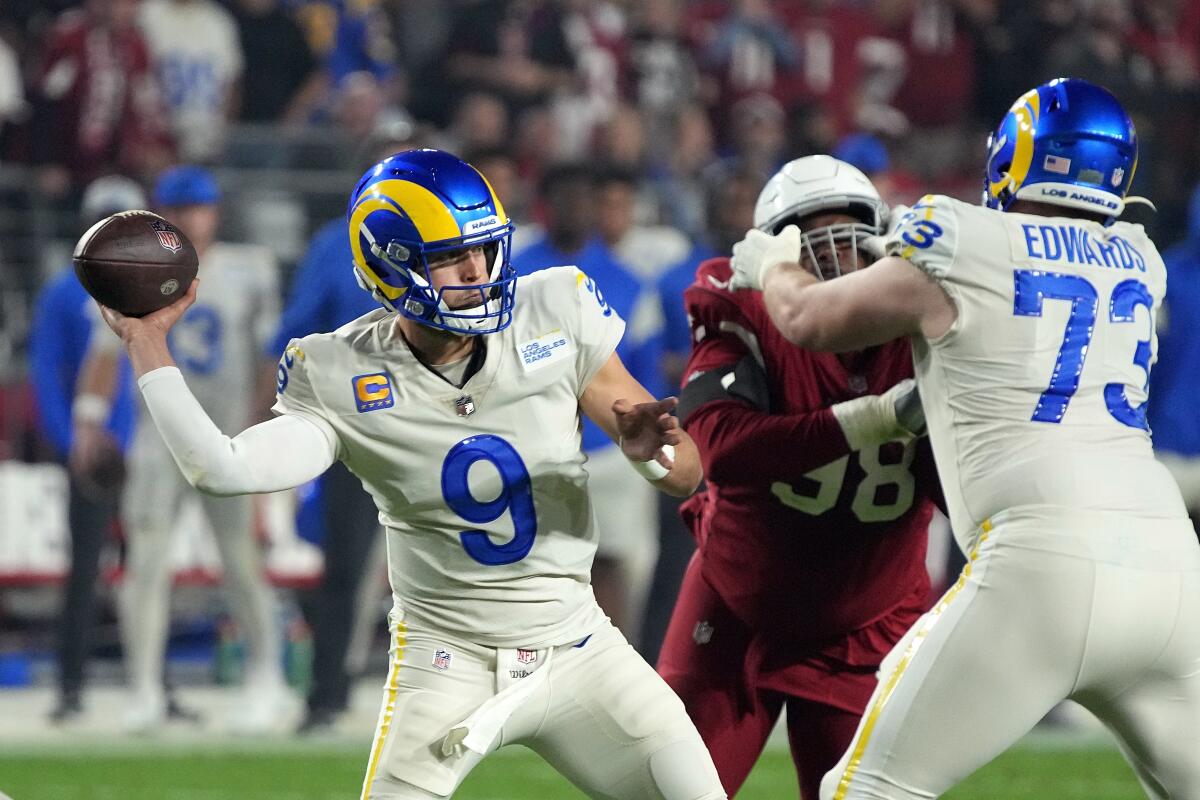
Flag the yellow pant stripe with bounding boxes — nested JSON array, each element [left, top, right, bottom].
[[361, 619, 408, 800], [832, 519, 993, 800]]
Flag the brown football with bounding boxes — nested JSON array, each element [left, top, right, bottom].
[[72, 210, 199, 317]]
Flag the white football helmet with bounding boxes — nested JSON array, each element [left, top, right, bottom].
[[753, 155, 887, 280]]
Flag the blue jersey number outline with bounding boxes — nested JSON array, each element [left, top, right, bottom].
[[170, 304, 223, 375], [441, 434, 538, 565], [1013, 270, 1151, 429], [1104, 279, 1153, 429]]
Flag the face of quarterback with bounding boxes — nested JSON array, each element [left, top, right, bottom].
[[797, 211, 869, 281], [426, 244, 489, 310]]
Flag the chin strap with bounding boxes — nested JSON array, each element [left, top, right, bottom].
[[1123, 196, 1158, 212]]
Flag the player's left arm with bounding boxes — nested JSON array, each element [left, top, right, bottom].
[[579, 351, 702, 498], [758, 255, 956, 352]]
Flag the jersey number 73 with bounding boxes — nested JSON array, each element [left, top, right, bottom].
[[1013, 270, 1151, 429]]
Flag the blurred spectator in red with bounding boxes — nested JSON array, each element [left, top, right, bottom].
[[627, 0, 700, 154], [777, 0, 882, 137], [1131, 0, 1200, 90], [28, 0, 173, 196], [437, 0, 576, 127], [233, 0, 326, 125], [139, 0, 243, 164], [880, 0, 978, 183]]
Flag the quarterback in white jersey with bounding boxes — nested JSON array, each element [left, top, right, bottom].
[[76, 166, 288, 733], [95, 150, 725, 800], [731, 79, 1200, 799]]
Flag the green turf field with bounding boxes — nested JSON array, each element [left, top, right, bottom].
[[0, 742, 1142, 799]]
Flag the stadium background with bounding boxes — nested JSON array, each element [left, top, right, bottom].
[[0, 0, 1198, 797]]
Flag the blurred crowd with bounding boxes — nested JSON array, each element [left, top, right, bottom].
[[3, 0, 1200, 733], [1, 0, 1198, 241]]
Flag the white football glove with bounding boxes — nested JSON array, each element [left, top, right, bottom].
[[830, 378, 925, 451], [730, 225, 801, 291], [861, 203, 911, 260]]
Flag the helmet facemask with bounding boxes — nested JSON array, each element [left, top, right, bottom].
[[348, 149, 519, 336], [770, 209, 880, 281], [357, 221, 516, 335]]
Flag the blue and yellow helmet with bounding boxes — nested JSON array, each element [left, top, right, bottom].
[[984, 78, 1137, 221], [348, 148, 516, 334]]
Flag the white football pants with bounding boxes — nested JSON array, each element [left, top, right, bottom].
[[821, 507, 1200, 800], [360, 613, 725, 800]]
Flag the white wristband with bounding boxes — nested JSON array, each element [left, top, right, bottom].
[[73, 393, 111, 425], [624, 443, 674, 482]]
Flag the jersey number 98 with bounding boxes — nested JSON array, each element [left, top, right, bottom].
[[442, 435, 538, 566]]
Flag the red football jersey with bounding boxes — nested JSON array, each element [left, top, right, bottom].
[[680, 257, 938, 644]]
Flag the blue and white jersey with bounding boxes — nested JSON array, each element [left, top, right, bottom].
[[139, 0, 242, 162], [885, 195, 1188, 546], [170, 242, 279, 431], [273, 267, 625, 647]]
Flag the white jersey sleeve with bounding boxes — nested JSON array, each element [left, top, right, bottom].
[[139, 366, 337, 495], [563, 267, 626, 393], [272, 339, 343, 454], [884, 194, 961, 280]]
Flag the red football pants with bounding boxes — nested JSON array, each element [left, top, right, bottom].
[[657, 555, 868, 799]]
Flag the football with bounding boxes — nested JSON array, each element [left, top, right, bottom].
[[72, 210, 198, 317]]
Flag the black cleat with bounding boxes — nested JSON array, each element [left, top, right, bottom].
[[48, 693, 83, 724], [165, 695, 203, 724], [296, 706, 339, 735]]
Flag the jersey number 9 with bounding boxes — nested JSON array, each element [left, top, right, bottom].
[[442, 435, 538, 566]]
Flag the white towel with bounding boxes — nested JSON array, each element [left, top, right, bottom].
[[441, 646, 555, 757]]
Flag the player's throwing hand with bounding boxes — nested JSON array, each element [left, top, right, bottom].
[[99, 278, 199, 344], [614, 397, 682, 469]]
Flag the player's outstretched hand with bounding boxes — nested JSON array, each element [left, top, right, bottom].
[[730, 225, 801, 291], [100, 278, 198, 345], [613, 396, 682, 469]]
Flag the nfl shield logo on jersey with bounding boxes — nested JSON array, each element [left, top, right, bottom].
[[516, 648, 537, 665], [149, 219, 183, 253], [432, 649, 452, 671], [454, 395, 475, 416]]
